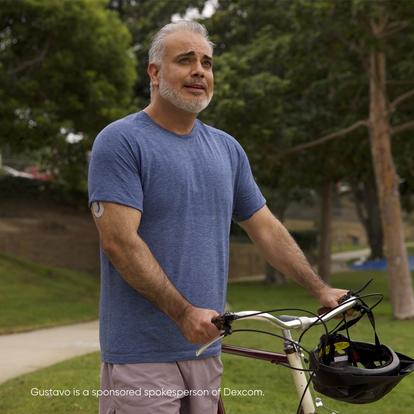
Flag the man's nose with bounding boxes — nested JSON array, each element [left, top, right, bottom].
[[191, 60, 205, 77]]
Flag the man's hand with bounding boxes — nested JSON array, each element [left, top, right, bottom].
[[315, 286, 351, 316], [316, 286, 349, 308], [177, 305, 221, 344]]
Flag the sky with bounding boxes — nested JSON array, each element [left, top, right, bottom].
[[172, 0, 218, 22]]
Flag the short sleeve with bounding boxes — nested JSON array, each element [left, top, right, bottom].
[[232, 147, 266, 222], [88, 124, 144, 212]]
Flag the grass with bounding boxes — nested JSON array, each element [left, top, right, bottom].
[[0, 254, 99, 334], [0, 271, 413, 413], [0, 352, 101, 414]]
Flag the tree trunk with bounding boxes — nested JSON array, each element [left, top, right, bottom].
[[318, 182, 333, 283], [352, 176, 384, 259], [368, 48, 414, 319]]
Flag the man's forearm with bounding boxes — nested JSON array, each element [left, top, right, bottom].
[[242, 207, 328, 297], [104, 236, 191, 324], [256, 223, 328, 296]]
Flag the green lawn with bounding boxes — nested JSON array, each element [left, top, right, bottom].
[[0, 254, 99, 334], [332, 240, 414, 255], [0, 271, 413, 413]]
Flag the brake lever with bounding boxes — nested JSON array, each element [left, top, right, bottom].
[[196, 313, 237, 357], [196, 333, 226, 357], [339, 290, 355, 304], [211, 312, 237, 335]]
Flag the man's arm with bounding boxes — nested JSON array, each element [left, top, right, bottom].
[[91, 201, 220, 344], [239, 205, 347, 308]]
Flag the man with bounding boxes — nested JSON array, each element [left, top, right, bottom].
[[88, 20, 347, 414]]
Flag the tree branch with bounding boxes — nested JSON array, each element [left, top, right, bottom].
[[386, 80, 414, 86], [278, 120, 369, 158], [390, 89, 414, 112], [7, 40, 50, 76], [382, 21, 409, 38], [391, 120, 414, 136]]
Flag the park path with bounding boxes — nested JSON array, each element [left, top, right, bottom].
[[0, 248, 372, 385], [0, 320, 99, 384]]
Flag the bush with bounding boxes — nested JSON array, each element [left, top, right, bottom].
[[290, 229, 319, 254], [0, 176, 88, 209]]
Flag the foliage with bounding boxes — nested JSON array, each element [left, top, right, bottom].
[[0, 175, 89, 208], [201, 0, 414, 206], [0, 0, 137, 189], [290, 229, 318, 255]]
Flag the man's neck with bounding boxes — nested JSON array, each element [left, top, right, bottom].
[[144, 99, 197, 136]]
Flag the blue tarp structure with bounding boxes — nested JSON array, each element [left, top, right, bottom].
[[350, 255, 414, 271]]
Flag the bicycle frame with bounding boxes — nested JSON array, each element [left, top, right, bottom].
[[217, 336, 313, 414]]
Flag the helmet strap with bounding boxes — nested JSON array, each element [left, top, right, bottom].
[[328, 297, 384, 364]]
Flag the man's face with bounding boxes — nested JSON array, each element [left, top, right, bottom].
[[155, 31, 214, 114]]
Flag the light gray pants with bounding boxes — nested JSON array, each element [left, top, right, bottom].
[[99, 357, 223, 414]]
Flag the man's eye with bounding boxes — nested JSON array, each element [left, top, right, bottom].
[[203, 61, 212, 68], [179, 58, 190, 64]]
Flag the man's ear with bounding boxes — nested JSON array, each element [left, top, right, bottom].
[[147, 63, 160, 88]]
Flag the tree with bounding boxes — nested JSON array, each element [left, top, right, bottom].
[[203, 0, 365, 282], [0, 0, 137, 188], [351, 172, 384, 259], [367, 4, 414, 318], [281, 0, 414, 318], [203, 0, 414, 317]]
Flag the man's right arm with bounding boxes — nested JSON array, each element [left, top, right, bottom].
[[91, 201, 220, 344]]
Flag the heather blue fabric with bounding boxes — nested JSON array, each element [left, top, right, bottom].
[[88, 111, 266, 363]]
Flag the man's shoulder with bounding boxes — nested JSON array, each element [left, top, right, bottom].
[[198, 121, 243, 151], [98, 112, 144, 136], [93, 112, 153, 149]]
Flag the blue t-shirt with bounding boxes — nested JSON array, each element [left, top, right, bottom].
[[88, 111, 266, 363]]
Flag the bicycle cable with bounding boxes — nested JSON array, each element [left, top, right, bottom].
[[230, 307, 330, 338], [294, 290, 384, 413], [297, 292, 384, 344], [223, 281, 382, 413], [229, 328, 313, 361], [225, 328, 318, 414]]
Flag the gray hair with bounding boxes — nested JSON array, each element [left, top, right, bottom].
[[148, 20, 214, 66]]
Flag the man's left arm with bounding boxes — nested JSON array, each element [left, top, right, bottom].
[[239, 205, 348, 308]]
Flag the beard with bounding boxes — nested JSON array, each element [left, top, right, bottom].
[[158, 73, 212, 114]]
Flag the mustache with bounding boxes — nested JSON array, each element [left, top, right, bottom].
[[183, 80, 208, 89]]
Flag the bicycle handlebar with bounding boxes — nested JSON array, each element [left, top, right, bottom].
[[196, 295, 359, 357]]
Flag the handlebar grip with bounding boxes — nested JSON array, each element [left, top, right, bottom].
[[211, 315, 226, 330]]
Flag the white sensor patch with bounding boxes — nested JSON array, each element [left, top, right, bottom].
[[92, 201, 104, 218]]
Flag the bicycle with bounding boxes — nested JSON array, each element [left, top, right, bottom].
[[196, 294, 358, 414], [195, 284, 414, 414]]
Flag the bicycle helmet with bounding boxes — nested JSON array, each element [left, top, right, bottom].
[[309, 334, 414, 404], [309, 296, 414, 405]]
